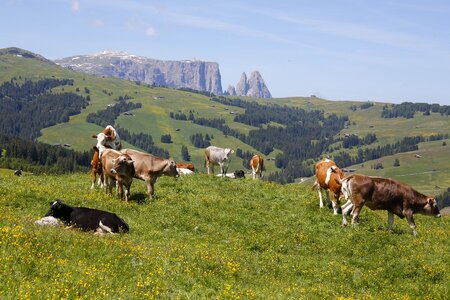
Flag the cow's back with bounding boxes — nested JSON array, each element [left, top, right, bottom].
[[315, 160, 337, 187]]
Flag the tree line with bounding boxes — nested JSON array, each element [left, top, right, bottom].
[[381, 102, 450, 118], [0, 133, 91, 174], [0, 78, 88, 140]]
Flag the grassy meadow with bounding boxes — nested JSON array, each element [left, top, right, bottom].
[[0, 169, 449, 299]]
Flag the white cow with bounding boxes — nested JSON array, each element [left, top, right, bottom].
[[204, 146, 234, 176], [92, 125, 122, 158]]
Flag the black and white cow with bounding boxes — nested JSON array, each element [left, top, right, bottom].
[[44, 200, 129, 234]]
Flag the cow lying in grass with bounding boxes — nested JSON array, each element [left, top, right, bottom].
[[44, 200, 129, 234]]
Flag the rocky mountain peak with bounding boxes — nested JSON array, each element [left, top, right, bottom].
[[228, 70, 271, 98], [54, 51, 222, 95]]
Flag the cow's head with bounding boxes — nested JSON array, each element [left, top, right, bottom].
[[44, 200, 70, 219], [111, 154, 134, 175], [223, 148, 234, 160], [423, 197, 441, 217], [234, 170, 245, 178], [163, 159, 179, 177]]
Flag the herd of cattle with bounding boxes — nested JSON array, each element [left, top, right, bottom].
[[38, 125, 441, 236]]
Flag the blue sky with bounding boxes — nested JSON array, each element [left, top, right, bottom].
[[1, 0, 450, 105]]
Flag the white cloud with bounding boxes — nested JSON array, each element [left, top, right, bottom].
[[71, 0, 80, 13], [92, 19, 104, 28], [145, 26, 157, 37], [126, 16, 157, 38]]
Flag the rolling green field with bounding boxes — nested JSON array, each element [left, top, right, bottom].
[[1, 51, 449, 195], [0, 169, 449, 299]]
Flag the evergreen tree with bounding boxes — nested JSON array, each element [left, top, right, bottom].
[[181, 145, 190, 161]]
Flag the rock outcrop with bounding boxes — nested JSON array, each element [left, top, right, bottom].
[[54, 51, 223, 95], [228, 71, 271, 98]]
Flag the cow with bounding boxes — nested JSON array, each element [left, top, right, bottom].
[[340, 174, 441, 235], [312, 159, 345, 214], [249, 154, 264, 179], [177, 168, 194, 176], [44, 200, 129, 234], [90, 146, 104, 189], [92, 125, 122, 158], [14, 169, 22, 176], [101, 149, 135, 202], [204, 146, 234, 176], [120, 149, 179, 199], [234, 170, 245, 179], [176, 163, 195, 172]]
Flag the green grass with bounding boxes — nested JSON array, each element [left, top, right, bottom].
[[0, 170, 449, 298]]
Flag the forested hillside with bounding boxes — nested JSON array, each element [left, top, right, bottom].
[[0, 49, 449, 199]]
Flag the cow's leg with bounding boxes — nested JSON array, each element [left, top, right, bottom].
[[91, 169, 96, 189], [252, 167, 256, 180], [145, 177, 157, 199], [124, 180, 131, 202], [387, 211, 395, 232], [117, 177, 124, 200], [219, 163, 225, 177], [206, 161, 211, 175], [325, 191, 332, 208], [342, 201, 353, 226], [331, 193, 342, 215], [350, 196, 364, 228], [318, 187, 324, 208], [403, 210, 417, 236]]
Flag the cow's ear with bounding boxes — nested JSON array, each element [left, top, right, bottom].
[[427, 198, 436, 205]]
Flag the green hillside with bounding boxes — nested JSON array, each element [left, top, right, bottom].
[[0, 170, 448, 298], [1, 49, 449, 196]]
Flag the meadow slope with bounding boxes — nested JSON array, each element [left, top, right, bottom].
[[0, 169, 448, 299]]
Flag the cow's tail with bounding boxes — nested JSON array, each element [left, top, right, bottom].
[[340, 175, 353, 201], [260, 157, 265, 172]]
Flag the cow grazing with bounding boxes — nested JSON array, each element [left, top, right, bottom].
[[340, 174, 441, 235], [120, 149, 178, 199], [204, 146, 234, 176], [44, 200, 129, 234], [101, 149, 135, 202], [90, 146, 104, 189], [249, 155, 264, 179], [176, 163, 195, 172], [92, 125, 122, 158], [14, 169, 22, 176], [313, 159, 345, 214]]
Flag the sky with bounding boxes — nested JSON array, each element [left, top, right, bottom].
[[1, 0, 450, 105]]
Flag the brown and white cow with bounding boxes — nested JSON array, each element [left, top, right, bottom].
[[90, 146, 104, 189], [176, 163, 195, 172], [340, 174, 441, 235], [101, 149, 135, 202], [204, 146, 234, 176], [312, 159, 345, 214], [120, 149, 179, 199], [249, 154, 264, 179], [92, 125, 122, 158]]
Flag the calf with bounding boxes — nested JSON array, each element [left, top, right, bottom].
[[340, 174, 441, 235], [120, 148, 178, 199], [176, 163, 195, 172], [313, 159, 345, 214], [249, 154, 264, 179], [44, 200, 129, 234], [102, 149, 135, 202], [90, 146, 104, 189], [92, 125, 122, 158], [204, 146, 234, 176]]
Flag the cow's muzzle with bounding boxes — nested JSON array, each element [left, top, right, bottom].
[[110, 168, 117, 174], [435, 214, 441, 218]]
